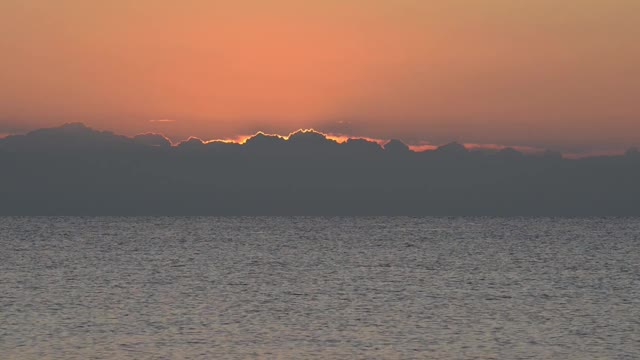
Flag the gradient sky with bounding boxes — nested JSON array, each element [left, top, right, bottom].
[[1, 0, 639, 153]]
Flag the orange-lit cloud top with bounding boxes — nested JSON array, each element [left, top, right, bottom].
[[168, 128, 553, 154], [1, 121, 622, 157], [208, 129, 388, 147], [175, 129, 388, 147], [195, 128, 640, 157], [1, 0, 639, 153], [167, 129, 632, 157]]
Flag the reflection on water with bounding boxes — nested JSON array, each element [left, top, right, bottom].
[[1, 217, 639, 359]]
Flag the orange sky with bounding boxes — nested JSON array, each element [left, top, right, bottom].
[[1, 0, 639, 153]]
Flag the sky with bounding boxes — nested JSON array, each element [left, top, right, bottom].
[[1, 0, 639, 154]]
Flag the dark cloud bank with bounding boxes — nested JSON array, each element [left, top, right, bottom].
[[1, 123, 639, 216]]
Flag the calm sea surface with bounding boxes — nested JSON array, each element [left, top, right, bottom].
[[1, 217, 639, 359]]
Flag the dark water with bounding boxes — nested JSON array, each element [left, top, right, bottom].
[[1, 217, 639, 359]]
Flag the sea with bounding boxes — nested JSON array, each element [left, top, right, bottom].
[[1, 217, 639, 359]]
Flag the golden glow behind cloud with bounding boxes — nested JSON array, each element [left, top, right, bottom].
[[1, 0, 639, 152]]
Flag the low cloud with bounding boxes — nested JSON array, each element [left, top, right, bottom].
[[1, 123, 640, 216], [133, 133, 173, 147]]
